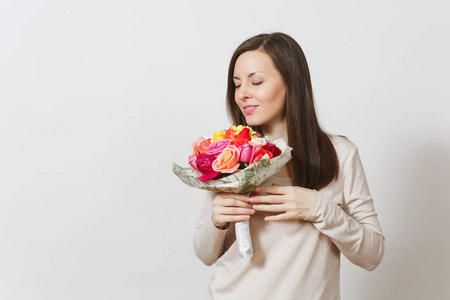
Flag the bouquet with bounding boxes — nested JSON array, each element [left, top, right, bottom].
[[173, 125, 293, 258]]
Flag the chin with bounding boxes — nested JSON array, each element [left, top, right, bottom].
[[243, 117, 259, 127]]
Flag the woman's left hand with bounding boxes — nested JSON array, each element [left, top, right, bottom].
[[250, 184, 317, 221]]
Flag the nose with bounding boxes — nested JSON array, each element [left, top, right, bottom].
[[238, 83, 250, 102]]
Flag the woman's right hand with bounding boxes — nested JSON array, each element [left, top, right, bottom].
[[212, 193, 255, 229]]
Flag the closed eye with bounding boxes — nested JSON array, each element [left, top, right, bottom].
[[253, 81, 263, 86]]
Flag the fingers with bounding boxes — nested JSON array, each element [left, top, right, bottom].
[[252, 204, 285, 212], [212, 207, 254, 228], [250, 194, 283, 204], [212, 193, 255, 228], [250, 185, 312, 221], [212, 186, 312, 226], [250, 185, 287, 205], [214, 206, 255, 216], [214, 195, 253, 209], [213, 214, 251, 228]]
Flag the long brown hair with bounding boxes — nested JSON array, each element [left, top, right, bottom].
[[226, 32, 339, 190]]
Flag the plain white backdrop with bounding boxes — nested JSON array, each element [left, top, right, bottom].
[[1, 0, 450, 299]]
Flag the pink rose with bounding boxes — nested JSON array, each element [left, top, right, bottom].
[[212, 145, 240, 173], [207, 139, 231, 157], [193, 154, 221, 182], [238, 143, 257, 163], [188, 155, 200, 172], [192, 137, 210, 156]]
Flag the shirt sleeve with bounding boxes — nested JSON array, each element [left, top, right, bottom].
[[304, 144, 385, 271], [192, 191, 229, 266]]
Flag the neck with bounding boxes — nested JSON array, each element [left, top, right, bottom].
[[261, 120, 292, 178], [260, 121, 289, 144]]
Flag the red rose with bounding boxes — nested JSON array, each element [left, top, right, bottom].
[[232, 128, 252, 147], [263, 142, 281, 158], [251, 148, 273, 164]]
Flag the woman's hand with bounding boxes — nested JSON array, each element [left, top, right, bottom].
[[212, 193, 255, 229], [250, 184, 317, 221]]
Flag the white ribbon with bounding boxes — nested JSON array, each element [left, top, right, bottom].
[[235, 219, 253, 258]]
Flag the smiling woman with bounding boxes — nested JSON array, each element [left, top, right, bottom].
[[232, 51, 287, 131], [193, 32, 385, 299]]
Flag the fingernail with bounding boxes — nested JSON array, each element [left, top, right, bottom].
[[254, 187, 260, 192]]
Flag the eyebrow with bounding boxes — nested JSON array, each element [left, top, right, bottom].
[[233, 71, 265, 80]]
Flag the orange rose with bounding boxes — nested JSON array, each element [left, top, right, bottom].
[[225, 127, 236, 140], [192, 137, 211, 156], [212, 145, 240, 173]]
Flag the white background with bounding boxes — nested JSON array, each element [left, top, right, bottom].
[[1, 0, 449, 299]]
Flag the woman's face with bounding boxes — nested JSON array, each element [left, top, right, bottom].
[[233, 50, 287, 129]]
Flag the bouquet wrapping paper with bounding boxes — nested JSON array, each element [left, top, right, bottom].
[[173, 138, 293, 258]]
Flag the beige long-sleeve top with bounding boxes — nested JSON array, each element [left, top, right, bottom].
[[193, 135, 385, 300]]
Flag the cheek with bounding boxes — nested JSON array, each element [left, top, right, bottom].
[[234, 95, 241, 108], [261, 85, 285, 108], [272, 83, 287, 107]]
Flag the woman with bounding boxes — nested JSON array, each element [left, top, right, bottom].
[[193, 32, 384, 299]]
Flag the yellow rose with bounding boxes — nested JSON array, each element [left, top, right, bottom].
[[246, 126, 257, 137], [233, 125, 245, 135], [211, 131, 227, 142]]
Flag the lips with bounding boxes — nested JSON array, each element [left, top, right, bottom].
[[243, 105, 259, 115]]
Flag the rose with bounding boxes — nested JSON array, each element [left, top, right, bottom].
[[196, 154, 221, 182], [251, 131, 262, 139], [212, 145, 240, 173], [263, 142, 282, 158], [251, 148, 273, 164], [225, 127, 237, 140], [232, 125, 249, 135], [228, 125, 243, 135], [238, 143, 257, 163], [192, 137, 210, 156], [207, 139, 231, 157], [211, 131, 227, 142], [194, 154, 221, 182], [249, 137, 267, 147], [232, 127, 252, 147], [189, 154, 220, 181], [188, 155, 200, 172], [232, 125, 259, 138]]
